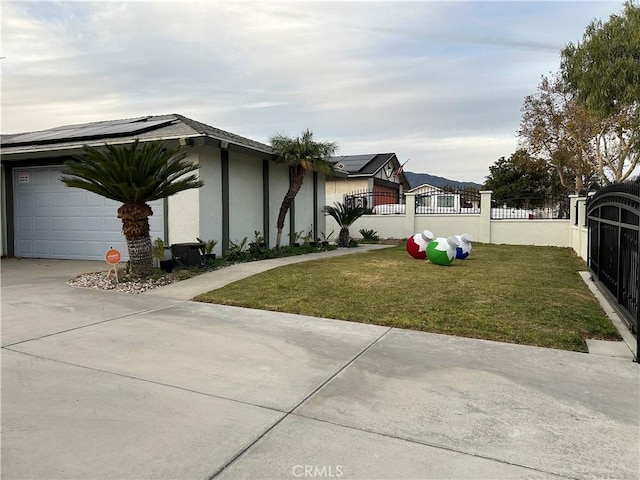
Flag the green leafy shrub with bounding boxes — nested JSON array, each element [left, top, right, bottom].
[[359, 229, 380, 242]]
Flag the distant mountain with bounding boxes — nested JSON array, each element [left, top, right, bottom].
[[404, 171, 483, 190]]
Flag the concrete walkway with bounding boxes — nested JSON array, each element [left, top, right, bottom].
[[143, 244, 392, 300], [1, 250, 638, 480]]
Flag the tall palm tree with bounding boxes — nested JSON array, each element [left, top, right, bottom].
[[270, 129, 338, 248], [323, 202, 367, 247], [60, 140, 203, 277]]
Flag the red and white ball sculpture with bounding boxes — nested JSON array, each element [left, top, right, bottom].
[[406, 230, 434, 260]]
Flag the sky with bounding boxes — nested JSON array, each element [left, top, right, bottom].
[[0, 0, 627, 184]]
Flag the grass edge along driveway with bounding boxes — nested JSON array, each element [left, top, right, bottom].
[[195, 244, 621, 352]]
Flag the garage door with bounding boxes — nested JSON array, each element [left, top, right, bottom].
[[13, 166, 165, 261]]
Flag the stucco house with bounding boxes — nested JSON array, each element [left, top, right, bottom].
[[0, 114, 328, 260], [326, 153, 410, 209], [406, 182, 481, 213]]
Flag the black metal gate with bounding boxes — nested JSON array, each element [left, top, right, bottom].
[[586, 181, 639, 361]]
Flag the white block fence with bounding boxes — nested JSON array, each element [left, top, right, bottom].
[[326, 191, 590, 261]]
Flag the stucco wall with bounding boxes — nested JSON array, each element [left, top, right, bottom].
[[326, 214, 405, 241], [414, 215, 484, 241], [343, 214, 571, 247], [228, 151, 264, 245], [167, 150, 200, 245], [1, 163, 6, 256], [168, 151, 326, 251], [570, 196, 588, 261], [196, 146, 222, 256], [326, 192, 588, 258], [316, 174, 327, 241], [269, 162, 291, 247], [325, 178, 369, 206], [293, 172, 315, 242], [490, 220, 571, 247]]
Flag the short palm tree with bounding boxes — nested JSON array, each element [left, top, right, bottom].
[[60, 140, 203, 277], [323, 202, 367, 247], [270, 130, 338, 248]]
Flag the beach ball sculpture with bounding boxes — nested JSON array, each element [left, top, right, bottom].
[[406, 230, 434, 259], [455, 233, 473, 259], [426, 235, 460, 266]]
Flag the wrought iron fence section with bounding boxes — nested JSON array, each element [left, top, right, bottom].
[[344, 190, 403, 214], [586, 181, 639, 360], [599, 222, 619, 295], [490, 195, 570, 220], [413, 187, 481, 214], [621, 228, 639, 325]]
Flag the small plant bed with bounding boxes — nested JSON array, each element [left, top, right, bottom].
[[194, 243, 621, 352], [69, 241, 337, 294], [68, 268, 198, 294]]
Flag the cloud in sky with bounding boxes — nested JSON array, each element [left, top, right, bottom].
[[1, 0, 625, 183]]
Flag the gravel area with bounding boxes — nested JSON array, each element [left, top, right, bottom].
[[68, 270, 182, 294]]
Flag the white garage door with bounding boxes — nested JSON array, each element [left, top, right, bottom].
[[13, 166, 165, 261]]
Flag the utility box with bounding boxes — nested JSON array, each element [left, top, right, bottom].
[[171, 242, 205, 267]]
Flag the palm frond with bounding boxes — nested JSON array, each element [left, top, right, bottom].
[[323, 202, 367, 227], [270, 129, 338, 175], [60, 139, 203, 203]]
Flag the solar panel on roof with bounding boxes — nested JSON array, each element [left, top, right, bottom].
[[52, 116, 151, 131], [2, 117, 176, 147], [338, 154, 377, 172], [109, 119, 175, 135], [3, 129, 76, 144]]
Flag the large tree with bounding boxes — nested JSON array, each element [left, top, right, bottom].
[[61, 140, 203, 277], [483, 149, 566, 208], [519, 74, 598, 193], [560, 0, 640, 183], [270, 129, 338, 248]]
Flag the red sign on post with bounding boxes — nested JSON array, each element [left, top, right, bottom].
[[105, 249, 121, 265]]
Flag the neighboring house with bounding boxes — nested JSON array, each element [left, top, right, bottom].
[[326, 153, 410, 209], [0, 114, 327, 260], [408, 183, 480, 214], [369, 183, 481, 215]]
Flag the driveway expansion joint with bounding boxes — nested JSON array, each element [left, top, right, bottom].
[[285, 413, 577, 480], [0, 302, 180, 348], [206, 326, 394, 480], [2, 348, 287, 415]]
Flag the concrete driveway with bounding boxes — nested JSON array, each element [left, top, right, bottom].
[[1, 257, 638, 479]]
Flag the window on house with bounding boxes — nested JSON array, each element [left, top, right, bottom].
[[437, 195, 455, 208], [417, 196, 431, 207]]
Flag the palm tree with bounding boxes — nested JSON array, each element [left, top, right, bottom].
[[270, 129, 338, 248], [60, 140, 203, 277], [323, 202, 367, 247]]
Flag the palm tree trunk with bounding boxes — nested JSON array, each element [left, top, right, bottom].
[[338, 227, 350, 247], [275, 166, 306, 248], [125, 236, 153, 277], [118, 203, 154, 277]]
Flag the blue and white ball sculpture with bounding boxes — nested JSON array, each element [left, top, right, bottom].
[[425, 235, 460, 266], [454, 233, 473, 259]]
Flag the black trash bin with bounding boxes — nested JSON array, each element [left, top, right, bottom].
[[171, 242, 205, 267]]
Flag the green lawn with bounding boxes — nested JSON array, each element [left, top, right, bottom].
[[194, 243, 621, 352]]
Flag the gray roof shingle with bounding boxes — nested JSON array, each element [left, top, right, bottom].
[[1, 114, 273, 156]]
